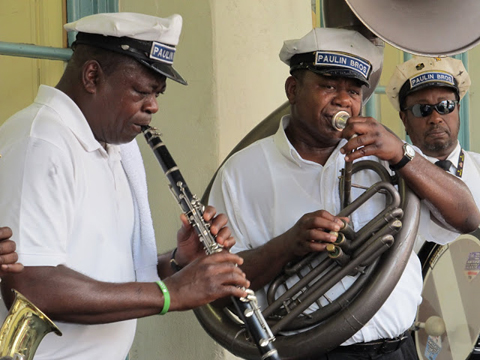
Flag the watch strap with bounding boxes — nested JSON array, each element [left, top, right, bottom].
[[389, 144, 414, 172], [389, 156, 410, 171], [170, 248, 183, 272]]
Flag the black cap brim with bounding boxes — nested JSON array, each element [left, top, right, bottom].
[[399, 81, 459, 109], [73, 32, 188, 86], [138, 59, 187, 85], [308, 66, 370, 88]]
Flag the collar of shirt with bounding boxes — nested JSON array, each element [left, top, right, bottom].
[[35, 85, 107, 155], [273, 114, 347, 169], [106, 143, 122, 161], [424, 140, 461, 170]]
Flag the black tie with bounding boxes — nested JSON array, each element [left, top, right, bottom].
[[435, 159, 453, 172]]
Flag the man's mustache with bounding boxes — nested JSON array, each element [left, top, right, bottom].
[[425, 125, 450, 137]]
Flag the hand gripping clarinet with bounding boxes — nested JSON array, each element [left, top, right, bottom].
[[141, 126, 280, 360]]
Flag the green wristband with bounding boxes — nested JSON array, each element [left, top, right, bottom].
[[156, 280, 170, 315]]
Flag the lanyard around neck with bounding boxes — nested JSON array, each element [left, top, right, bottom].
[[456, 148, 465, 178]]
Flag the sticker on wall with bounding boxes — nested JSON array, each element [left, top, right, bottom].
[[424, 335, 442, 360], [464, 251, 480, 281]]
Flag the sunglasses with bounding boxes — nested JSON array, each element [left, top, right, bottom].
[[403, 100, 459, 118]]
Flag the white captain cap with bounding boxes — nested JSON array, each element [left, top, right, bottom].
[[64, 12, 187, 85], [386, 56, 470, 111], [279, 27, 383, 88]]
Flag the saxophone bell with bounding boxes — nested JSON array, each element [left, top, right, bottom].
[[0, 290, 62, 360]]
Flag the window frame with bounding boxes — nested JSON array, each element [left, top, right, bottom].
[[0, 0, 118, 62]]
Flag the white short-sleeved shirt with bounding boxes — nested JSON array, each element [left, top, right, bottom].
[[209, 115, 423, 344], [415, 142, 480, 252], [0, 85, 136, 360]]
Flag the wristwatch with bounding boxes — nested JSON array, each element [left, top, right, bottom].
[[170, 248, 183, 272], [389, 143, 415, 171]]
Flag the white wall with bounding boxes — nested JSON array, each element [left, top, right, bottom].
[[118, 0, 311, 359], [212, 2, 312, 159]]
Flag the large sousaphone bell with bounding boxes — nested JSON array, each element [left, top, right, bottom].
[[345, 0, 480, 56], [194, 1, 480, 359]]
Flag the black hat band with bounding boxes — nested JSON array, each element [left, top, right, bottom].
[[399, 70, 459, 110], [73, 32, 175, 64], [289, 50, 372, 84]]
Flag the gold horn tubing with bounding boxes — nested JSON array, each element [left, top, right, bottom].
[[282, 251, 329, 277], [267, 224, 401, 335], [265, 254, 334, 316], [327, 244, 351, 267], [338, 180, 402, 253], [338, 181, 401, 218], [331, 232, 353, 253], [330, 111, 355, 210], [0, 290, 62, 360], [352, 219, 402, 258], [265, 181, 402, 330], [268, 223, 401, 336], [353, 232, 396, 268], [349, 207, 403, 252], [339, 160, 394, 209], [342, 157, 356, 210], [359, 235, 395, 268], [339, 222, 356, 241], [341, 135, 358, 210], [347, 221, 401, 276]]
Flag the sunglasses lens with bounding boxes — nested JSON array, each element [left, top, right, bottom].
[[411, 104, 432, 117], [409, 100, 457, 117], [436, 100, 450, 114], [445, 100, 456, 114]]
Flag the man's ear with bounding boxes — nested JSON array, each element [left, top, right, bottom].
[[399, 110, 409, 135], [285, 75, 298, 105], [399, 110, 407, 126], [82, 60, 102, 94]]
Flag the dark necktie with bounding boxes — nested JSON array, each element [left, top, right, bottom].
[[435, 159, 453, 172]]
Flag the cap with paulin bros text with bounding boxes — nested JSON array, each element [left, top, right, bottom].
[[64, 12, 187, 85], [386, 56, 470, 111], [279, 27, 383, 88]]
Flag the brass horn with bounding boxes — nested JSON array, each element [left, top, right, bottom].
[[194, 104, 420, 359], [0, 290, 62, 360], [345, 0, 480, 56]]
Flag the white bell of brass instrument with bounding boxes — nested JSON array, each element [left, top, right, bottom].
[[345, 0, 480, 56], [0, 290, 62, 360]]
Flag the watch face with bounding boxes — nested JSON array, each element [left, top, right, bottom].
[[405, 144, 416, 157]]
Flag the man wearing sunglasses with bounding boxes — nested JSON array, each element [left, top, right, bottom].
[[387, 56, 480, 246], [387, 55, 480, 359]]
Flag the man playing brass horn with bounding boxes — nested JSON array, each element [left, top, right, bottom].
[[208, 28, 480, 359], [386, 56, 480, 253], [0, 12, 249, 360]]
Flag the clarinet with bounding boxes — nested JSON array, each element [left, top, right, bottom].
[[141, 126, 280, 360]]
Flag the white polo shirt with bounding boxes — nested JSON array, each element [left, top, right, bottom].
[[0, 85, 136, 360], [415, 142, 480, 252], [209, 115, 423, 344]]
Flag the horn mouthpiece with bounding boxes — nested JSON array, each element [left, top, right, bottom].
[[332, 111, 350, 131]]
